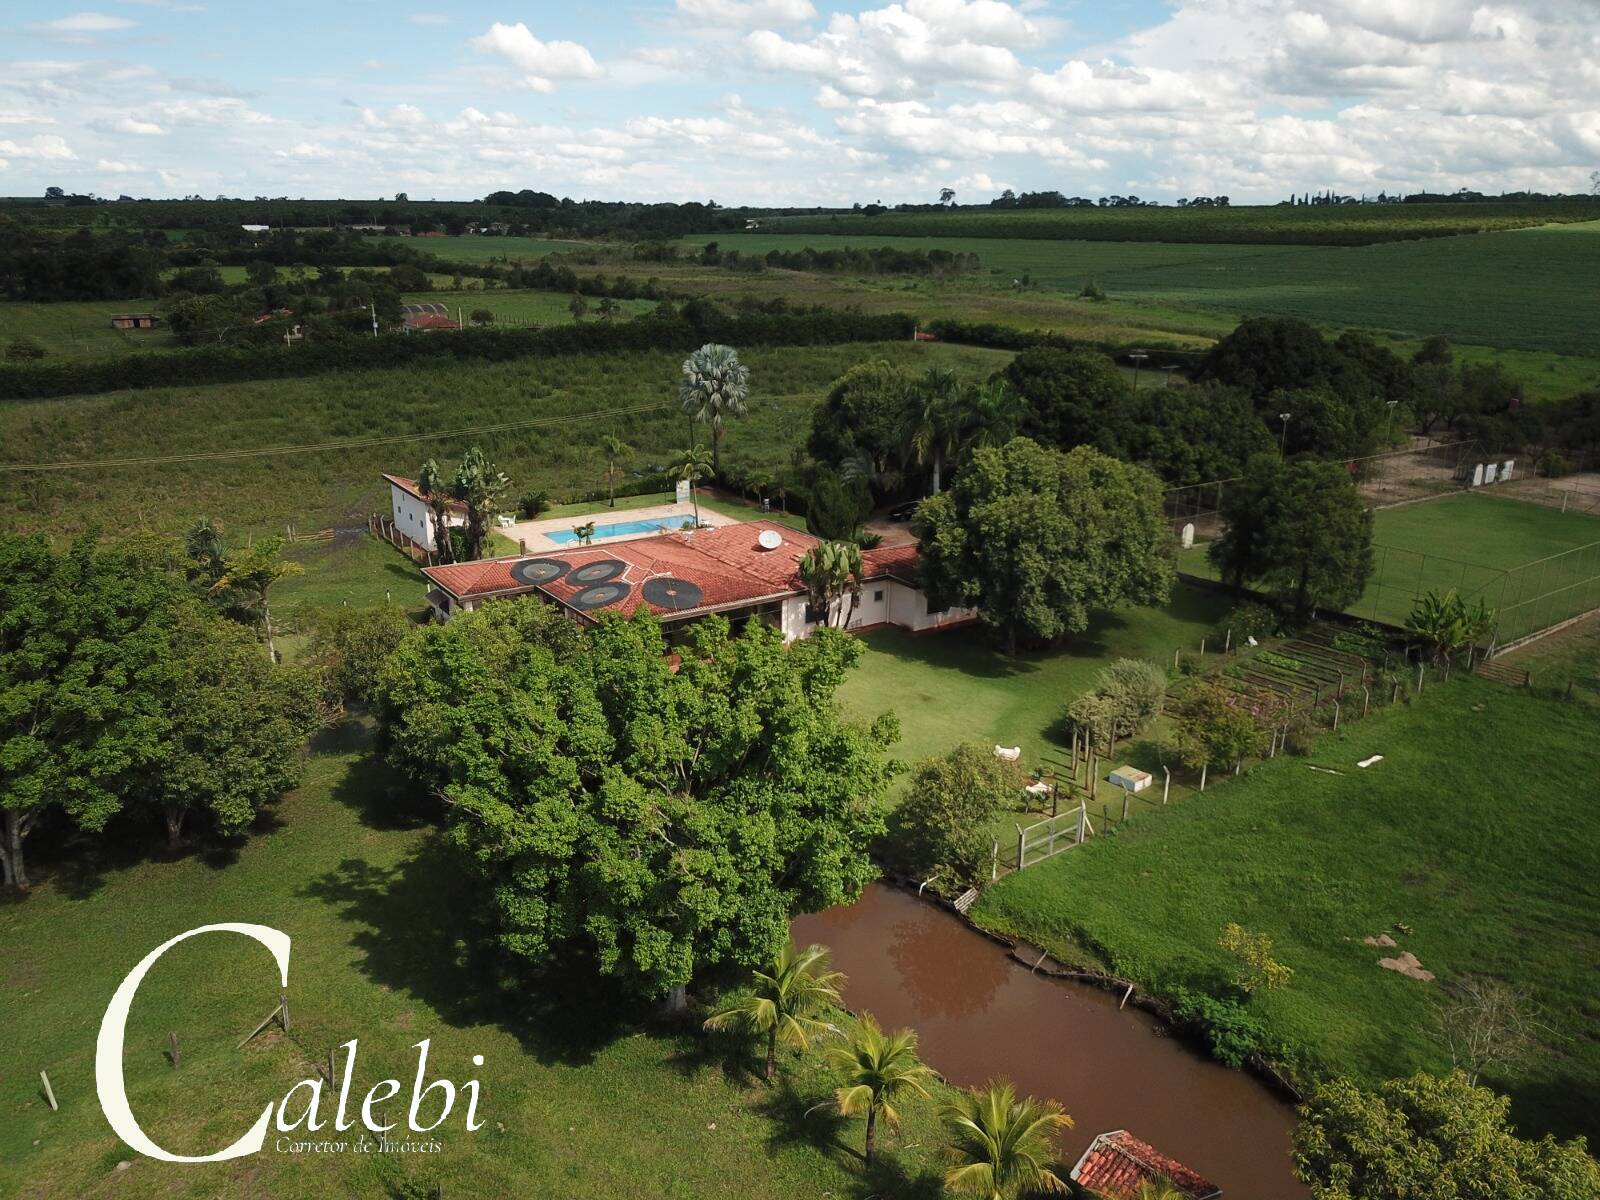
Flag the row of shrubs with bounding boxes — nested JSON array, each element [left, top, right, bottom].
[[0, 310, 918, 402], [921, 318, 1204, 370]]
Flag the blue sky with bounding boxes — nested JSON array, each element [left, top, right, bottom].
[[1, 0, 1595, 204]]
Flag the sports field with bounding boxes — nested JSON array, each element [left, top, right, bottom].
[[680, 222, 1600, 356], [1182, 492, 1600, 639]]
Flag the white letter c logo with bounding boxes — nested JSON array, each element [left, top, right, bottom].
[[96, 923, 291, 1162]]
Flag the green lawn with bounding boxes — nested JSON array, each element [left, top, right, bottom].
[[836, 583, 1230, 781], [1183, 493, 1600, 636], [972, 677, 1600, 1146], [0, 721, 955, 1199], [276, 534, 428, 613]]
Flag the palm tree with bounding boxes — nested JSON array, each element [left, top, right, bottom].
[[211, 536, 303, 663], [826, 1015, 933, 1165], [961, 379, 1025, 454], [450, 446, 509, 562], [941, 1080, 1073, 1199], [703, 941, 844, 1081], [798, 540, 864, 629], [900, 367, 963, 494], [679, 342, 751, 475], [671, 444, 714, 528], [416, 458, 456, 563], [1133, 1181, 1187, 1200], [600, 433, 631, 508]]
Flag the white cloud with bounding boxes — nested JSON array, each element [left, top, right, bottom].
[[93, 116, 166, 135], [0, 134, 77, 160], [676, 0, 816, 24], [96, 156, 143, 171], [39, 12, 136, 32], [469, 22, 602, 93]]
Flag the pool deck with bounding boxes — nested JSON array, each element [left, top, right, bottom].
[[503, 500, 739, 552]]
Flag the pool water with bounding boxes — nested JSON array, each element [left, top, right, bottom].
[[546, 518, 689, 544]]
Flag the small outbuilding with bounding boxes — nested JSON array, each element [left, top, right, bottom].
[[1070, 1130, 1221, 1200], [109, 313, 161, 330]]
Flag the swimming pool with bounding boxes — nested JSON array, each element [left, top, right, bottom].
[[546, 518, 691, 544]]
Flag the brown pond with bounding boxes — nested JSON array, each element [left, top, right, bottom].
[[792, 883, 1308, 1199]]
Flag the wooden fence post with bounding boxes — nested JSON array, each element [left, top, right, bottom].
[[168, 1031, 180, 1069], [1162, 766, 1170, 805], [40, 1070, 58, 1112], [279, 991, 290, 1034]]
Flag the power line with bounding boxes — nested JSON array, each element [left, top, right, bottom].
[[0, 400, 677, 474]]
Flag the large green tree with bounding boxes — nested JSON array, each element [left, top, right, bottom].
[[0, 534, 178, 889], [807, 360, 912, 485], [1208, 456, 1374, 620], [1005, 346, 1134, 454], [151, 607, 320, 847], [914, 438, 1175, 655], [889, 743, 1024, 889], [373, 602, 900, 1006], [1294, 1071, 1600, 1199]]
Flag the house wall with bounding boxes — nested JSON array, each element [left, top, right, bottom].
[[390, 483, 463, 552], [781, 578, 975, 641]]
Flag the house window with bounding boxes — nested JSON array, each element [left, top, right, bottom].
[[805, 602, 827, 624], [873, 589, 884, 602]]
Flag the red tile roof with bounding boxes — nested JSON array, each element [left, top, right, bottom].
[[424, 520, 923, 622], [383, 473, 467, 515], [405, 313, 460, 330], [1071, 1131, 1221, 1200], [860, 542, 920, 583]]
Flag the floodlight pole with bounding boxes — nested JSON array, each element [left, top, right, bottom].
[[1386, 399, 1399, 445], [1278, 411, 1292, 457], [1130, 350, 1150, 390]]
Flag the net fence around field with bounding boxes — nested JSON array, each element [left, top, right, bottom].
[[1171, 439, 1600, 647]]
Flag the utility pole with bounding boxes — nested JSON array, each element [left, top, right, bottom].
[[1279, 411, 1292, 456], [369, 301, 377, 337]]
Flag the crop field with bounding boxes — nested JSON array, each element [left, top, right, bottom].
[[0, 340, 1012, 539], [1182, 492, 1600, 636], [769, 200, 1600, 245], [973, 676, 1600, 1145], [364, 235, 600, 264], [681, 222, 1600, 356]]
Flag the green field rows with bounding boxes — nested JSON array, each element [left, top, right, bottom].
[[681, 223, 1600, 356], [768, 201, 1600, 245], [0, 341, 1012, 539]]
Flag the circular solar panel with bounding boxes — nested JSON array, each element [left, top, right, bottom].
[[566, 558, 626, 586], [642, 576, 704, 611], [570, 581, 632, 611], [510, 557, 570, 586]]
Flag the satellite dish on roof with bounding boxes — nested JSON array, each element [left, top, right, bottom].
[[757, 529, 783, 550]]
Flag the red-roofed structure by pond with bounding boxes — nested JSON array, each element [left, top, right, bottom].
[[1070, 1130, 1222, 1200], [419, 519, 975, 641]]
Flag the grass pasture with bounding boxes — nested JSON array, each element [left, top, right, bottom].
[[972, 677, 1600, 1145], [0, 300, 180, 360], [400, 289, 657, 326], [0, 340, 1012, 539], [0, 720, 955, 1200], [364, 235, 602, 265]]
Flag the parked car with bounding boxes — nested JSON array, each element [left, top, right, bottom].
[[888, 500, 921, 522]]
